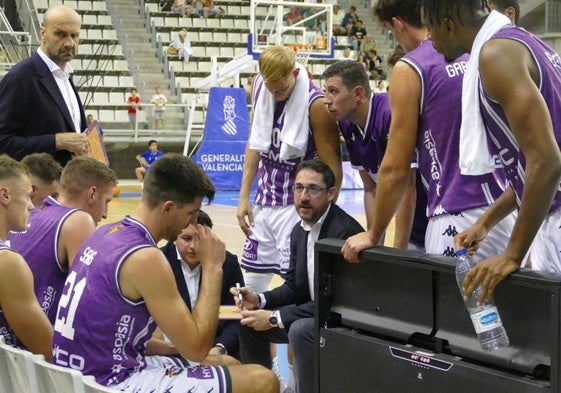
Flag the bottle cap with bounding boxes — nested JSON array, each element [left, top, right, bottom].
[[456, 248, 467, 257]]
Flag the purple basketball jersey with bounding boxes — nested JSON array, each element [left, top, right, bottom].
[[480, 27, 561, 213], [339, 93, 428, 247], [252, 73, 324, 206], [52, 217, 158, 386], [402, 40, 507, 217], [9, 196, 78, 324]]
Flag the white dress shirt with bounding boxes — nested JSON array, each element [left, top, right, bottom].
[[37, 48, 82, 133]]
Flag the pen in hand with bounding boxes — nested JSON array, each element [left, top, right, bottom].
[[236, 282, 245, 310]]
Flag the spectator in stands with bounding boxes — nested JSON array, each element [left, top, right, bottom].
[[338, 47, 354, 60], [285, 5, 302, 25], [332, 4, 347, 35], [350, 19, 367, 57], [150, 86, 168, 130], [20, 153, 63, 207], [374, 80, 387, 93], [51, 154, 278, 392], [168, 29, 193, 62], [0, 4, 89, 166], [386, 44, 406, 68], [171, 0, 186, 16], [127, 88, 141, 129], [366, 49, 386, 79], [135, 139, 164, 183], [200, 0, 224, 19], [86, 113, 104, 142], [359, 34, 376, 57], [235, 160, 364, 393], [10, 156, 118, 325], [342, 5, 359, 35], [148, 210, 244, 362], [0, 155, 53, 361]]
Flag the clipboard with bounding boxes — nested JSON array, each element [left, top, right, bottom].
[[219, 305, 242, 320], [85, 120, 109, 166]]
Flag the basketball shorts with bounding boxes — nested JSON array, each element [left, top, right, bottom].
[[240, 204, 300, 275], [425, 206, 516, 261], [529, 208, 561, 273], [115, 355, 231, 393]]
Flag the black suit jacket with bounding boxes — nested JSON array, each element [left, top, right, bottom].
[[160, 242, 244, 357], [0, 51, 87, 165], [263, 203, 364, 330]]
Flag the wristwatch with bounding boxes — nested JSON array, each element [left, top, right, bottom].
[[269, 310, 279, 327], [215, 343, 227, 356]]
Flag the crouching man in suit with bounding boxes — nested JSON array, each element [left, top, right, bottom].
[[148, 210, 244, 365], [233, 160, 364, 393]]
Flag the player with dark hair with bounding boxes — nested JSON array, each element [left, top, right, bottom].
[[420, 0, 561, 303]]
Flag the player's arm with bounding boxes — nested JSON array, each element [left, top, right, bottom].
[[59, 211, 97, 270], [0, 250, 53, 361], [463, 39, 561, 303], [392, 168, 417, 249], [310, 97, 343, 196], [455, 187, 517, 254], [146, 327, 180, 356], [237, 143, 260, 236], [342, 61, 420, 262], [119, 226, 225, 362], [359, 170, 377, 230], [237, 96, 259, 236]]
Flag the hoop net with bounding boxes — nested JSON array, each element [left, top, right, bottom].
[[288, 43, 312, 67]]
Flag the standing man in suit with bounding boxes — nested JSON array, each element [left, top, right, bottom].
[[152, 210, 244, 361], [233, 160, 364, 393], [0, 4, 89, 166]]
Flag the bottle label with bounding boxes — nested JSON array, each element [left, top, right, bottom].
[[470, 307, 502, 333]]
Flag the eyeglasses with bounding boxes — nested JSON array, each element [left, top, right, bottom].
[[293, 185, 326, 196]]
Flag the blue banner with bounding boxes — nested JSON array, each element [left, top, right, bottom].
[[193, 87, 250, 190]]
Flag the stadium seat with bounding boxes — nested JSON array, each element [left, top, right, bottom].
[[82, 375, 121, 393], [0, 337, 41, 393], [33, 356, 85, 393]]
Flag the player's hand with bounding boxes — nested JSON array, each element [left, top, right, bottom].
[[462, 254, 520, 305], [341, 232, 377, 263], [240, 309, 273, 331], [236, 198, 254, 236], [455, 223, 489, 255], [56, 132, 90, 156], [195, 224, 225, 271]]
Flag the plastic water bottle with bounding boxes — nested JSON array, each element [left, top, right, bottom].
[[455, 248, 509, 351]]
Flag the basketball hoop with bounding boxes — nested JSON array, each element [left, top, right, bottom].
[[288, 43, 312, 67]]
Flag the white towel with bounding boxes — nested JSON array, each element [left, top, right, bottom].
[[249, 63, 310, 160], [459, 11, 511, 175]]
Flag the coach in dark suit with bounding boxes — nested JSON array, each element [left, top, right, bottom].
[[0, 4, 89, 166], [235, 160, 364, 393], [159, 210, 244, 359]]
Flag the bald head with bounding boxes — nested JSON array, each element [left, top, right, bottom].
[[40, 4, 81, 69]]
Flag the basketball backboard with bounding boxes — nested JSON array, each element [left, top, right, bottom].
[[248, 0, 335, 61]]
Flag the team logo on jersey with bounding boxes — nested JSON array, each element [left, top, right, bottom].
[[423, 130, 443, 197], [107, 223, 123, 235], [442, 246, 456, 257], [441, 225, 458, 238], [164, 366, 184, 377]]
